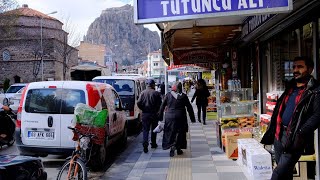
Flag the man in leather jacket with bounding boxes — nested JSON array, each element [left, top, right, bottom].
[[261, 56, 320, 180], [137, 79, 162, 153]]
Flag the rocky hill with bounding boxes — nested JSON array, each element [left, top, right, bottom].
[[84, 5, 161, 66]]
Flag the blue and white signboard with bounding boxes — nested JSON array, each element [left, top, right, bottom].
[[134, 0, 292, 24]]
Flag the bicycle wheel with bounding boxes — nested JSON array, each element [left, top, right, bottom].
[[56, 158, 87, 180]]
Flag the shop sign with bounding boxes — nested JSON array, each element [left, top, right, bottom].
[[177, 50, 219, 64], [202, 72, 212, 79], [167, 64, 210, 71], [241, 14, 275, 38], [134, 0, 292, 24], [167, 64, 196, 70]]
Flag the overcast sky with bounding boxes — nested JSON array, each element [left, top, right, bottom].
[[16, 0, 159, 40]]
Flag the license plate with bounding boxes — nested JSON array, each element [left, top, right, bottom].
[[28, 131, 54, 140]]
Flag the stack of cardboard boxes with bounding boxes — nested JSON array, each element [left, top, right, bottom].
[[237, 138, 273, 180]]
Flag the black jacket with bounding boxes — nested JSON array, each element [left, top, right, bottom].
[[191, 88, 210, 106], [137, 87, 162, 114], [261, 77, 320, 154], [158, 91, 196, 149]]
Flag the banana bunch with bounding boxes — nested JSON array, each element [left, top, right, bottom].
[[221, 118, 239, 129]]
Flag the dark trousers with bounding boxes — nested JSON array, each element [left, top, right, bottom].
[[175, 130, 187, 150], [142, 113, 158, 147], [197, 104, 207, 123], [272, 131, 302, 180]]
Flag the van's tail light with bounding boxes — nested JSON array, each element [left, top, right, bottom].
[[16, 84, 28, 128], [130, 111, 134, 116], [16, 107, 22, 128]]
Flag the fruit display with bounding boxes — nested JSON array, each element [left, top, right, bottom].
[[207, 95, 216, 104], [220, 96, 231, 103], [239, 116, 255, 128], [220, 117, 239, 129]]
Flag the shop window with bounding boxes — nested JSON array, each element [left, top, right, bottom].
[[302, 22, 313, 57], [271, 29, 299, 91]]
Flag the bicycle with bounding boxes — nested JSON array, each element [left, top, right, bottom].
[[56, 126, 96, 180]]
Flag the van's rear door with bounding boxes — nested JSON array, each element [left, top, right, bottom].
[[21, 83, 63, 147], [60, 85, 86, 148]]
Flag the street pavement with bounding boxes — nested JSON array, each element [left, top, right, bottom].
[[101, 89, 249, 180]]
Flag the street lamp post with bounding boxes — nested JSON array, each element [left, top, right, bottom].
[[41, 11, 57, 81]]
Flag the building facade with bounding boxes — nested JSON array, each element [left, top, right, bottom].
[[0, 4, 78, 83], [77, 41, 113, 72], [147, 50, 166, 82]]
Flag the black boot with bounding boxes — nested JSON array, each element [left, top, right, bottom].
[[151, 143, 158, 148], [177, 149, 183, 155], [143, 142, 148, 153], [170, 147, 175, 157]]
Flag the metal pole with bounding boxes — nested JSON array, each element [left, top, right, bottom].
[[40, 11, 57, 81], [312, 19, 320, 180], [41, 17, 43, 81], [165, 65, 168, 94]]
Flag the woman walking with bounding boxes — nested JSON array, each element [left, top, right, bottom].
[[158, 82, 196, 157], [191, 79, 210, 125]]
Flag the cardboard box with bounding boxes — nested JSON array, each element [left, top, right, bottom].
[[225, 132, 252, 159], [237, 138, 260, 166], [246, 147, 272, 180]]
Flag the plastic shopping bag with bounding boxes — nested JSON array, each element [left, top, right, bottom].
[[153, 121, 164, 133]]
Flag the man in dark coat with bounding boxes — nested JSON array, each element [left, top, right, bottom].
[[158, 82, 196, 157], [261, 56, 320, 180], [160, 82, 165, 96], [137, 79, 162, 153]]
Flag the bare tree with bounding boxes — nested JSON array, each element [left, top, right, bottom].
[[61, 16, 81, 47], [0, 0, 17, 13], [55, 16, 81, 80]]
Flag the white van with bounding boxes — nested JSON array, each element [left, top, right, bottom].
[[92, 75, 146, 132], [15, 81, 127, 168]]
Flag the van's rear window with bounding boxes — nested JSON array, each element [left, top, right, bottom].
[[93, 79, 134, 95], [25, 89, 86, 114]]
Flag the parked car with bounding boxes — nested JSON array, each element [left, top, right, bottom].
[[0, 155, 47, 180], [92, 75, 146, 132], [15, 81, 127, 168], [8, 87, 25, 112], [0, 83, 27, 105]]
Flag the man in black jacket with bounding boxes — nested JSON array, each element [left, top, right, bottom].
[[261, 56, 320, 180], [137, 79, 162, 153]]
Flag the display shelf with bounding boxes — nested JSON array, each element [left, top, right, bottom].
[[220, 114, 256, 119]]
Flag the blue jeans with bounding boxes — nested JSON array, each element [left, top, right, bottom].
[[272, 130, 302, 180]]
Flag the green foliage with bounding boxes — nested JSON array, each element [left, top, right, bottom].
[[3, 78, 10, 92]]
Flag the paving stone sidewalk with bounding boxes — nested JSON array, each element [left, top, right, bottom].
[[102, 108, 249, 180]]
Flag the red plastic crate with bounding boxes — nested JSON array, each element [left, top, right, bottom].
[[72, 123, 106, 145]]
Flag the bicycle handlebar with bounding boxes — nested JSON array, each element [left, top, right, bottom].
[[67, 126, 97, 139]]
